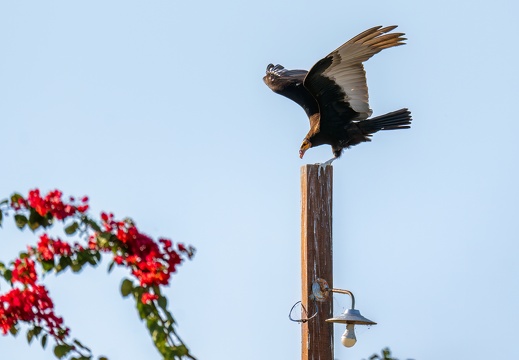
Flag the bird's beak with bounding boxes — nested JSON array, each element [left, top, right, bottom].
[[299, 141, 311, 159]]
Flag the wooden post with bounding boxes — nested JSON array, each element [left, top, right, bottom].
[[301, 165, 333, 360]]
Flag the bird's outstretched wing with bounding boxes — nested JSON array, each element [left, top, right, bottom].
[[303, 26, 406, 127]]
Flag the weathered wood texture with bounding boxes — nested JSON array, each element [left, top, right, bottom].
[[301, 165, 333, 360]]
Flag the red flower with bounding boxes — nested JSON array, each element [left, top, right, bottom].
[[76, 205, 89, 213], [27, 189, 47, 217], [25, 189, 90, 220], [37, 234, 54, 261], [141, 292, 158, 304], [0, 284, 68, 338], [53, 240, 72, 257], [90, 210, 194, 288], [36, 234, 72, 261], [11, 258, 38, 286]]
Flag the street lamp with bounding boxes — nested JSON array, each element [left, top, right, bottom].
[[312, 278, 376, 348]]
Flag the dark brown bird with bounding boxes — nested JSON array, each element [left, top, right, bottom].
[[263, 25, 412, 165]]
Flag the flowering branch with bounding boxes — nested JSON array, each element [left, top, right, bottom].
[[0, 189, 195, 359]]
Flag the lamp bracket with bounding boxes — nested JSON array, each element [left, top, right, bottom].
[[312, 278, 356, 309]]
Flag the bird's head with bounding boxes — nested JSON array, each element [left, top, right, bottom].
[[299, 138, 312, 159], [263, 64, 278, 89], [263, 64, 292, 93]]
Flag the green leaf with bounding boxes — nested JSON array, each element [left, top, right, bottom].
[[136, 300, 153, 319], [146, 317, 160, 333], [98, 357, 109, 360], [41, 260, 55, 272], [44, 212, 54, 226], [173, 345, 188, 356], [96, 232, 112, 247], [157, 296, 168, 310], [14, 214, 27, 229], [4, 269, 12, 282], [0, 198, 8, 206], [33, 326, 42, 336], [64, 222, 79, 235], [162, 307, 175, 325], [86, 218, 102, 232], [26, 326, 42, 345], [0, 210, 3, 227], [73, 339, 91, 352], [9, 325, 18, 336], [27, 329, 35, 344], [107, 261, 115, 273], [56, 256, 72, 273], [41, 334, 48, 349], [131, 286, 144, 300], [53, 344, 72, 359], [10, 193, 23, 205], [120, 279, 133, 297], [86, 253, 98, 266], [71, 261, 82, 273], [76, 251, 86, 265], [151, 325, 166, 343], [28, 208, 44, 231]]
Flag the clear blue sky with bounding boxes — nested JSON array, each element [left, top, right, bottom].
[[1, 1, 518, 359]]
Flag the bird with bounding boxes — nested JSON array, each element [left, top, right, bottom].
[[263, 25, 412, 165]]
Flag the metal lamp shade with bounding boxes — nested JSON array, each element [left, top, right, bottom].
[[326, 309, 377, 326]]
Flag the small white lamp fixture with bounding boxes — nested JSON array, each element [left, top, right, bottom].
[[312, 278, 376, 348]]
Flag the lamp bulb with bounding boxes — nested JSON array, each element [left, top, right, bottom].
[[341, 323, 357, 348]]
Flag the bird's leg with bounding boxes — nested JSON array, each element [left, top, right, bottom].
[[321, 157, 337, 166], [317, 157, 336, 175]]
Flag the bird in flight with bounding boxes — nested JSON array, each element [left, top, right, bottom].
[[263, 25, 412, 165]]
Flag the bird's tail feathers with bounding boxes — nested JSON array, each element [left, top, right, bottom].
[[359, 108, 412, 134]]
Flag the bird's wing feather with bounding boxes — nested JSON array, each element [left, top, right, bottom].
[[304, 26, 406, 124]]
